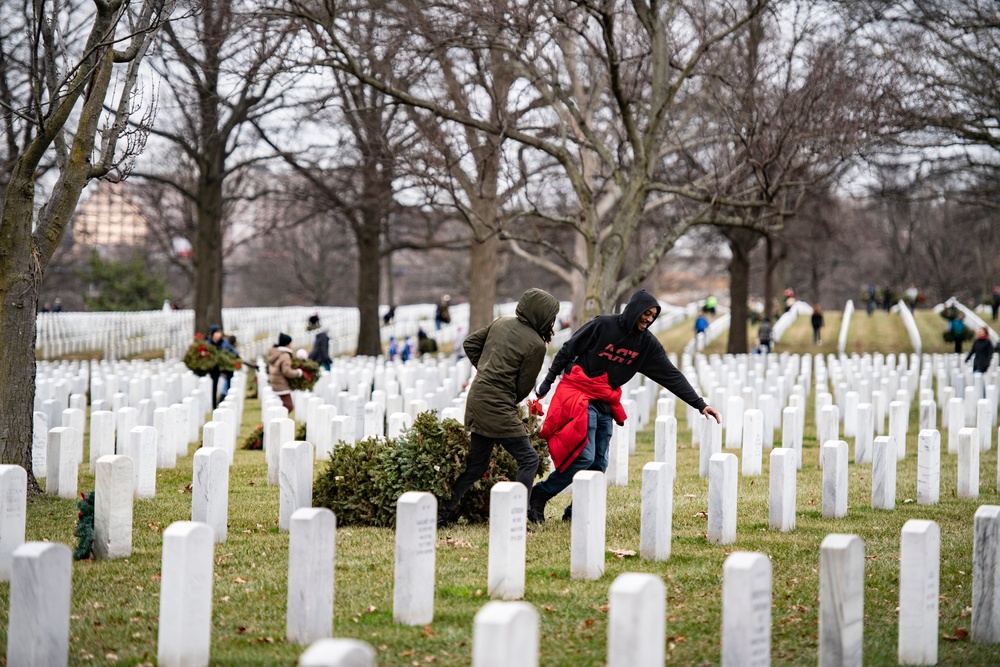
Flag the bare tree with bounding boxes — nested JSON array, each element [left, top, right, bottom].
[[0, 0, 176, 491], [135, 0, 295, 334], [287, 0, 777, 319]]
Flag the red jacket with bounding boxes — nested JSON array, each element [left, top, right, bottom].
[[541, 366, 627, 472]]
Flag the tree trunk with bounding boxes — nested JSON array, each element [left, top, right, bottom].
[[570, 233, 588, 328], [0, 177, 44, 495], [383, 250, 395, 307], [764, 236, 775, 319], [193, 174, 225, 335], [725, 227, 760, 354], [468, 234, 498, 332], [355, 221, 382, 356]]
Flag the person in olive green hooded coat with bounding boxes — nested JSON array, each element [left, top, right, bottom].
[[438, 288, 560, 526]]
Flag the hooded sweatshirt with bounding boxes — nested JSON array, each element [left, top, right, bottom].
[[463, 288, 560, 438], [543, 288, 706, 412]]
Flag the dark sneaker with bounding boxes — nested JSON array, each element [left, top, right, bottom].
[[436, 510, 454, 528], [562, 504, 573, 522]]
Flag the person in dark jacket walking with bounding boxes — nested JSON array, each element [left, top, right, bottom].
[[528, 288, 720, 523], [309, 326, 332, 371], [966, 327, 996, 379], [810, 305, 824, 345], [437, 288, 560, 527]]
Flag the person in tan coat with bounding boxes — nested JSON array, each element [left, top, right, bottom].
[[267, 333, 303, 414]]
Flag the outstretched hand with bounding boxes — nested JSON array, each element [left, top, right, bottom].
[[536, 379, 552, 398], [702, 405, 721, 423]]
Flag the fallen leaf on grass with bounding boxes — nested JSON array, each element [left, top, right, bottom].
[[609, 548, 636, 559], [942, 626, 969, 641], [693, 511, 708, 519], [422, 625, 434, 637], [237, 627, 247, 635], [684, 494, 696, 499], [233, 577, 247, 584], [598, 604, 609, 613], [583, 618, 595, 628], [543, 605, 555, 612], [439, 536, 474, 549]]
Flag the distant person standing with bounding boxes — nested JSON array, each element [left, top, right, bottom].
[[694, 313, 709, 351], [208, 325, 238, 408], [811, 305, 824, 345], [435, 295, 451, 330], [882, 286, 893, 312], [992, 286, 1000, 321], [704, 295, 717, 314], [905, 284, 919, 310], [865, 283, 876, 316], [757, 317, 773, 354], [949, 313, 967, 355], [966, 327, 996, 381], [53, 297, 62, 312], [309, 325, 332, 371]]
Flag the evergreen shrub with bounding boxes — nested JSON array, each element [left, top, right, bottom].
[[313, 409, 549, 526]]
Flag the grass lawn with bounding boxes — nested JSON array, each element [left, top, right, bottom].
[[2, 388, 999, 666]]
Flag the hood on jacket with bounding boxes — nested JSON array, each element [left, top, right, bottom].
[[516, 288, 560, 338], [267, 346, 291, 364], [619, 288, 661, 331]]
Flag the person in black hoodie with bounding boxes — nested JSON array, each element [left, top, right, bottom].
[[529, 288, 720, 522]]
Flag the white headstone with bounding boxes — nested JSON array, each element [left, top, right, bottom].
[[287, 507, 336, 646], [640, 462, 674, 561], [157, 521, 214, 667], [393, 491, 437, 625], [699, 418, 722, 478], [821, 441, 848, 519], [387, 412, 413, 439], [725, 395, 744, 450], [94, 455, 134, 559], [154, 407, 177, 469], [958, 427, 980, 499], [855, 403, 874, 464], [0, 465, 27, 581], [313, 404, 337, 460], [843, 391, 859, 438], [472, 601, 539, 667], [488, 482, 527, 600], [570, 470, 606, 580], [818, 405, 840, 467], [948, 397, 965, 454], [128, 426, 157, 499], [6, 542, 71, 667], [741, 409, 763, 477], [607, 573, 666, 667], [871, 436, 897, 510], [916, 429, 940, 506], [819, 534, 864, 667], [889, 401, 907, 460], [89, 410, 116, 473], [781, 406, 802, 470], [977, 399, 992, 452], [708, 453, 738, 545], [606, 424, 629, 487], [919, 399, 936, 431], [654, 416, 677, 468], [32, 412, 47, 480], [299, 639, 376, 667], [45, 427, 78, 499], [201, 421, 232, 465], [768, 449, 796, 532], [115, 406, 139, 455], [280, 442, 314, 532], [331, 416, 356, 447], [972, 505, 1000, 644], [192, 447, 229, 543], [722, 552, 771, 667], [898, 519, 939, 664], [59, 408, 83, 462], [267, 418, 295, 486]]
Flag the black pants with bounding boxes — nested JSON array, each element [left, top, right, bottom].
[[444, 433, 539, 513]]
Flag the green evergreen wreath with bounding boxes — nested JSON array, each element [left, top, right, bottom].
[[74, 491, 95, 560]]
